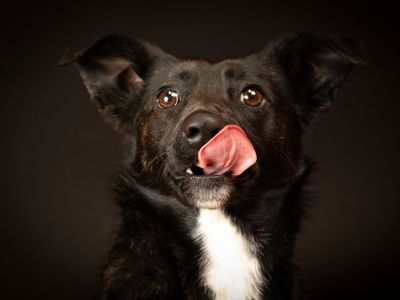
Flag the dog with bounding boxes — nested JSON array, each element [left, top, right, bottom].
[[61, 33, 365, 300]]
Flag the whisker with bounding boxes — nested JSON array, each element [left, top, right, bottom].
[[268, 142, 296, 171]]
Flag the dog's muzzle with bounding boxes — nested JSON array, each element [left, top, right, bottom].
[[172, 112, 258, 209]]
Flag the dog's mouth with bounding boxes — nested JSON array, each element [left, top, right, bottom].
[[184, 164, 257, 182], [171, 125, 258, 209]]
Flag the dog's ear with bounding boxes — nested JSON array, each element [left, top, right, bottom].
[[264, 33, 367, 125], [60, 35, 170, 131]]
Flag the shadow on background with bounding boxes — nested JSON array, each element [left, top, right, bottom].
[[1, 1, 399, 299]]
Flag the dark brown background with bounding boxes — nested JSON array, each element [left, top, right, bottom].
[[1, 1, 399, 299]]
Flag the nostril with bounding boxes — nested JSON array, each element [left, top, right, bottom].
[[186, 126, 200, 139]]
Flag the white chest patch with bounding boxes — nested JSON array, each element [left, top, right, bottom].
[[193, 209, 264, 300]]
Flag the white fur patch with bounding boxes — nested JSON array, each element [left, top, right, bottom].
[[193, 209, 263, 300]]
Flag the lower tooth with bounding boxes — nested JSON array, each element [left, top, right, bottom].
[[186, 168, 193, 175]]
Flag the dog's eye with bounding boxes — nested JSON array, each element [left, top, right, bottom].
[[157, 89, 180, 109], [240, 88, 264, 107]]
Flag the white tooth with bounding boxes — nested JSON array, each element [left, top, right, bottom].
[[186, 168, 193, 175]]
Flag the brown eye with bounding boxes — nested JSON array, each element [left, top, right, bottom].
[[157, 89, 180, 109], [240, 88, 264, 107]]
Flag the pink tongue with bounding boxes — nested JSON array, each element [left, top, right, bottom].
[[196, 125, 257, 176]]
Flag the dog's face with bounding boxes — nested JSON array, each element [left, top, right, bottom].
[[61, 34, 365, 209], [134, 58, 303, 209]]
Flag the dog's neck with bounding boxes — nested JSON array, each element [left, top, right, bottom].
[[116, 158, 312, 298]]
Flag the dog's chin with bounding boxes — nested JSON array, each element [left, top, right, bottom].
[[171, 165, 258, 209], [182, 175, 234, 209]]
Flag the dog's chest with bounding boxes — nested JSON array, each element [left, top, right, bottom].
[[193, 209, 263, 300]]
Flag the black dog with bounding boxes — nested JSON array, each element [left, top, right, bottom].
[[61, 33, 365, 300]]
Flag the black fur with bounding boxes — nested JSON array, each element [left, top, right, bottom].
[[61, 33, 365, 300]]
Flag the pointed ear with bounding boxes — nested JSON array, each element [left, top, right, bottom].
[[60, 35, 170, 131], [264, 33, 367, 125]]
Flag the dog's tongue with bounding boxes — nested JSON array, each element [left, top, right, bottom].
[[197, 125, 257, 176]]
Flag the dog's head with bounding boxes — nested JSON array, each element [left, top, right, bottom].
[[61, 34, 365, 209]]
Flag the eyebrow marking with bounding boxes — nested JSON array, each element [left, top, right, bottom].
[[174, 69, 200, 87], [177, 70, 192, 81], [224, 67, 245, 80]]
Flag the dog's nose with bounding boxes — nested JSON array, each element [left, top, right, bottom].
[[181, 111, 224, 148]]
